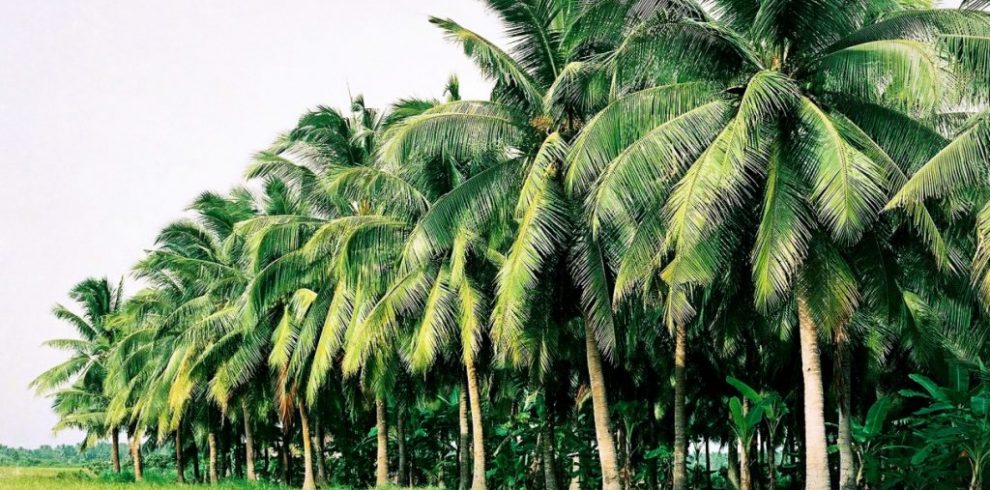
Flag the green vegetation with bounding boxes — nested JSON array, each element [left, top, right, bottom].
[[28, 1, 990, 489]]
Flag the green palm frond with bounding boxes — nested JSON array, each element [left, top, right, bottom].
[[430, 17, 544, 109], [887, 111, 990, 208], [794, 99, 887, 244]]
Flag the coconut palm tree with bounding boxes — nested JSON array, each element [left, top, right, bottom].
[[381, 2, 717, 486], [32, 277, 126, 472], [566, 2, 990, 488]]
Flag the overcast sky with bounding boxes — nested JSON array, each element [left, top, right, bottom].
[[0, 0, 504, 448], [0, 1, 968, 449]]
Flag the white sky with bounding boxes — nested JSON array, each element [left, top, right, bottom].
[[0, 0, 968, 449], [0, 0, 503, 448]]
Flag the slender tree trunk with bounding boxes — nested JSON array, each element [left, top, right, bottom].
[[208, 430, 219, 485], [376, 396, 390, 486], [584, 322, 620, 490], [739, 399, 752, 490], [727, 442, 740, 490], [300, 406, 316, 490], [458, 377, 471, 490], [129, 428, 143, 482], [281, 429, 292, 486], [110, 428, 121, 474], [192, 441, 202, 483], [542, 419, 559, 490], [705, 437, 712, 490], [798, 298, 831, 490], [176, 429, 186, 484], [240, 401, 257, 481], [219, 433, 229, 479], [397, 408, 408, 486], [768, 429, 777, 490], [672, 322, 688, 490], [739, 439, 751, 490], [835, 335, 855, 490], [315, 421, 328, 487], [465, 357, 487, 490]]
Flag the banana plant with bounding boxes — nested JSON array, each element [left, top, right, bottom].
[[850, 395, 897, 488], [901, 371, 990, 490], [726, 377, 766, 490]]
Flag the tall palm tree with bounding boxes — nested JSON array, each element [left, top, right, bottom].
[[566, 2, 990, 488], [382, 3, 711, 486], [32, 277, 125, 473]]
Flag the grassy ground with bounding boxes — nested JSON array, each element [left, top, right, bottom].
[[0, 467, 289, 489], [0, 467, 439, 490]]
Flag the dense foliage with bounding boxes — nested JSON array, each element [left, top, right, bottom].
[[32, 1, 990, 489]]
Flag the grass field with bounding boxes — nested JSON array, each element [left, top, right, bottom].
[[0, 467, 439, 490], [0, 467, 291, 489]]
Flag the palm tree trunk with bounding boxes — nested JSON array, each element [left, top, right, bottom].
[[376, 396, 390, 486], [242, 400, 257, 481], [110, 428, 121, 474], [458, 376, 471, 490], [300, 406, 316, 490], [768, 429, 777, 490], [176, 429, 185, 484], [798, 298, 831, 490], [315, 421, 328, 487], [672, 321, 688, 490], [705, 437, 712, 490], [465, 357, 488, 490], [542, 419, 559, 490], [835, 336, 855, 490], [129, 428, 143, 482], [397, 408, 407, 486], [192, 441, 202, 483], [727, 442, 740, 490], [208, 430, 219, 485], [584, 322, 620, 490], [281, 429, 292, 486], [739, 439, 751, 490]]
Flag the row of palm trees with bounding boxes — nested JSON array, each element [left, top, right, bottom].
[[34, 1, 990, 489]]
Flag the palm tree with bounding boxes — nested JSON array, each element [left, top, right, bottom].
[[382, 3, 711, 486], [566, 2, 990, 488], [32, 277, 125, 473]]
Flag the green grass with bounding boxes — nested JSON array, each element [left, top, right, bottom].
[[0, 467, 290, 489], [0, 467, 440, 490]]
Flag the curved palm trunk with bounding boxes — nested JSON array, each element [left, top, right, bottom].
[[465, 357, 487, 490], [176, 429, 185, 483], [458, 377, 471, 490], [299, 406, 316, 490], [242, 400, 257, 482], [798, 298, 831, 490], [129, 429, 143, 482], [672, 322, 688, 490], [110, 428, 121, 474], [208, 430, 219, 485], [375, 396, 390, 486], [835, 336, 855, 490], [584, 322, 620, 490]]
